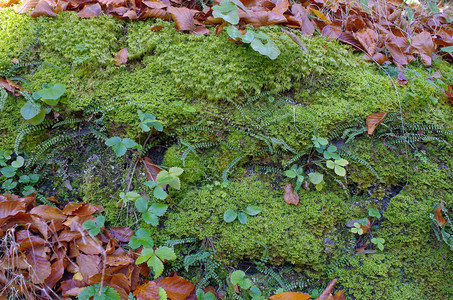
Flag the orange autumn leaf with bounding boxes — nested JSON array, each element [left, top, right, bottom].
[[316, 279, 338, 300], [433, 202, 446, 227], [114, 48, 129, 66], [269, 292, 311, 300], [157, 276, 195, 299], [366, 112, 388, 135], [284, 183, 299, 205], [134, 281, 161, 300], [309, 8, 331, 24]]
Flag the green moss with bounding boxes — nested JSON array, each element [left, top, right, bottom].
[[151, 177, 350, 273]]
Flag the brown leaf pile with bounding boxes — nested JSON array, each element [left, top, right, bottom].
[[0, 193, 143, 299], [0, 193, 204, 299], [10, 0, 453, 67]]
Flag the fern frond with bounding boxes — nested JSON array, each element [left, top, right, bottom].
[[31, 134, 73, 165], [52, 118, 84, 128], [222, 155, 245, 183], [14, 120, 55, 154], [283, 152, 307, 168], [0, 87, 7, 111], [337, 150, 381, 181], [165, 237, 197, 248], [183, 251, 211, 271]]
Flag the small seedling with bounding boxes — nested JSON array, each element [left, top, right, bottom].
[[224, 206, 262, 224], [368, 208, 381, 219], [135, 198, 168, 226], [326, 158, 348, 176], [129, 228, 155, 249], [351, 222, 364, 235], [78, 283, 120, 300], [135, 246, 176, 279], [196, 289, 216, 300], [138, 110, 163, 132], [105, 137, 141, 157], [230, 270, 252, 290], [83, 215, 105, 237], [371, 237, 385, 251]]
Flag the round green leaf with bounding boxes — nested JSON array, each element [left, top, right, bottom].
[[223, 209, 238, 222], [284, 170, 297, 178], [2, 179, 17, 190], [1, 166, 16, 178], [238, 212, 247, 224], [122, 138, 138, 148], [326, 160, 335, 169], [334, 165, 346, 177], [308, 172, 323, 185], [36, 83, 65, 100], [29, 108, 46, 125], [22, 186, 35, 196], [169, 167, 184, 176], [230, 270, 246, 285], [105, 137, 121, 146], [153, 186, 168, 200], [150, 203, 168, 216], [11, 156, 24, 168], [21, 101, 41, 120], [244, 206, 262, 216], [135, 197, 149, 213]]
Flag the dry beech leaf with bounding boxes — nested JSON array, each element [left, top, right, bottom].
[[105, 254, 134, 267], [360, 218, 371, 235], [309, 8, 331, 24], [114, 48, 129, 66], [16, 0, 39, 13], [410, 31, 435, 66], [77, 3, 102, 18], [143, 157, 162, 182], [134, 281, 161, 300], [75, 235, 103, 255], [269, 292, 311, 300], [77, 253, 101, 282], [157, 276, 195, 299], [45, 258, 65, 289], [334, 290, 345, 300], [284, 183, 299, 205], [151, 25, 164, 32], [366, 112, 388, 135], [167, 6, 196, 31], [355, 28, 377, 55], [397, 72, 408, 85], [108, 227, 134, 242], [433, 202, 446, 227], [445, 86, 453, 105], [30, 205, 66, 222], [26, 252, 52, 284], [316, 279, 338, 300], [29, 0, 57, 17]]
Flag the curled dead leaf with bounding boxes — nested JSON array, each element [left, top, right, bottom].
[[77, 3, 102, 18], [396, 72, 408, 85], [269, 292, 311, 299], [284, 183, 300, 205], [114, 48, 129, 66], [366, 112, 388, 135], [29, 0, 57, 17], [433, 202, 446, 227]]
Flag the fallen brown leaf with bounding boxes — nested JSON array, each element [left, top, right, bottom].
[[366, 112, 388, 135], [284, 183, 299, 205], [114, 48, 129, 66]]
